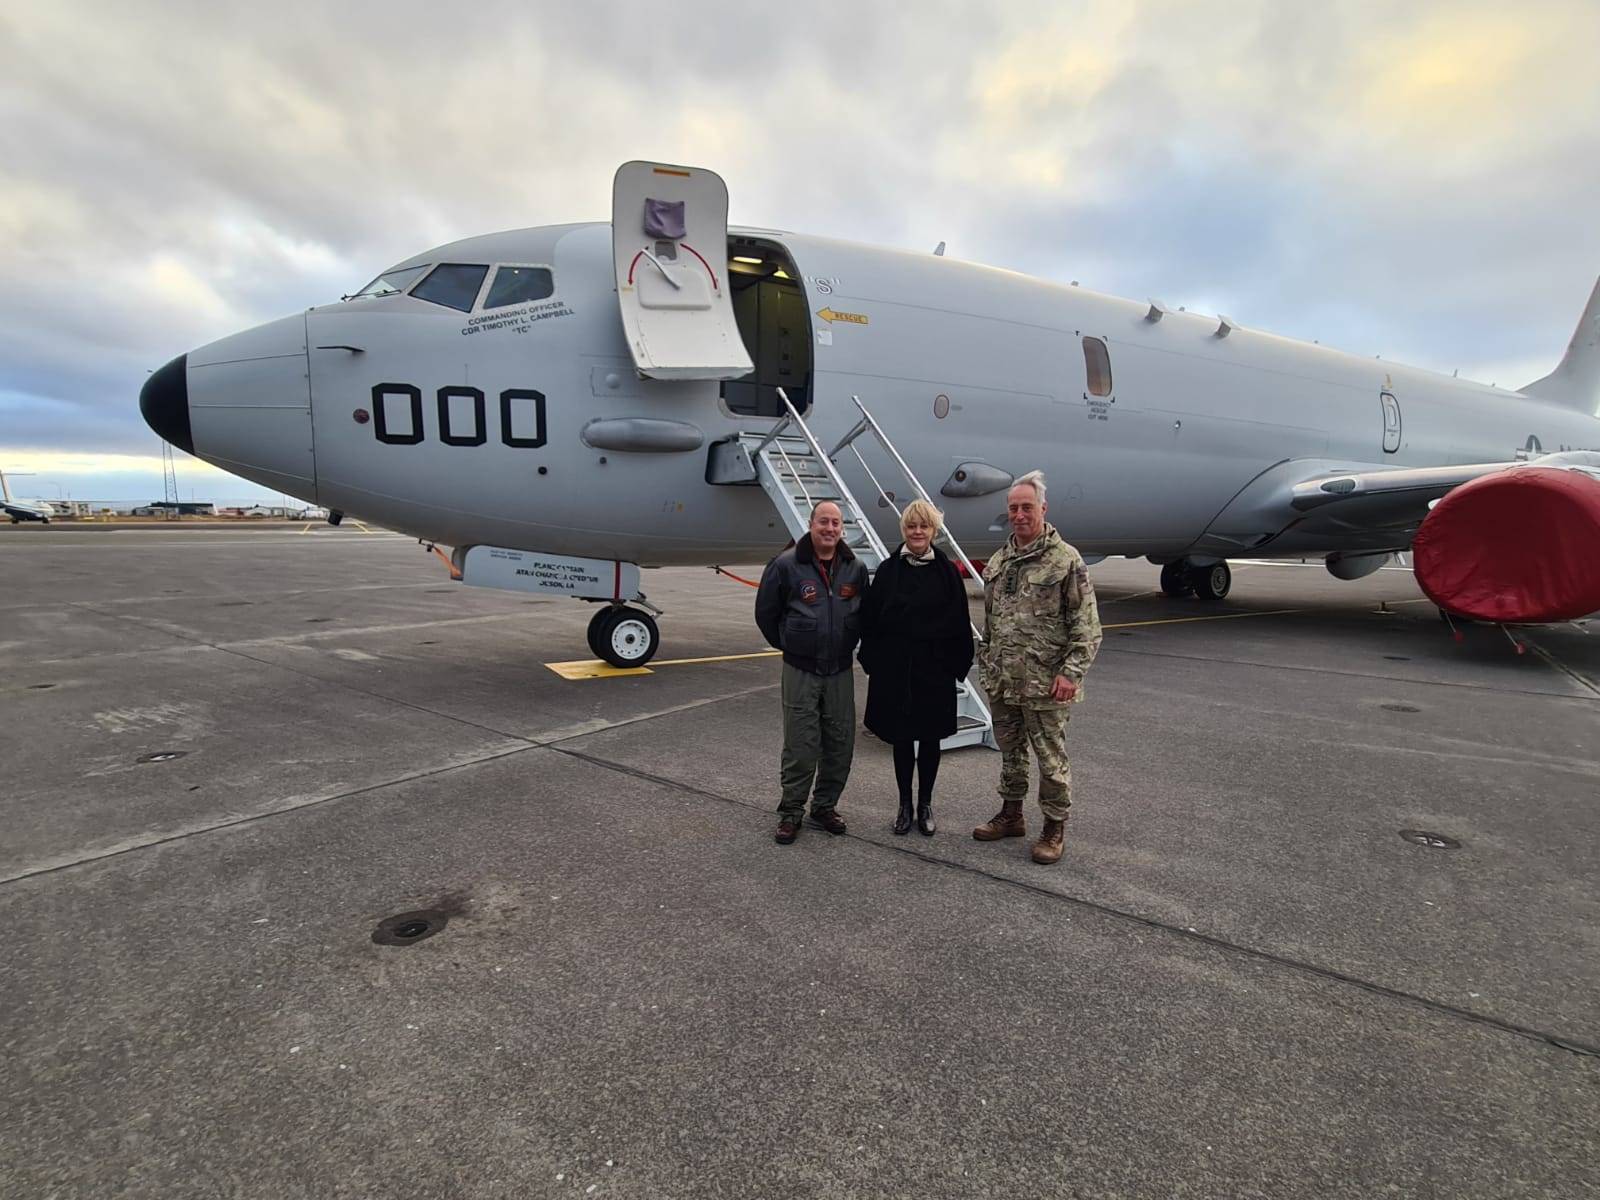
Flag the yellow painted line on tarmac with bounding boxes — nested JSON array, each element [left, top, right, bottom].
[[352, 521, 373, 534], [650, 650, 782, 666], [1104, 607, 1308, 630], [551, 603, 1426, 680], [299, 524, 312, 535], [545, 648, 781, 680]]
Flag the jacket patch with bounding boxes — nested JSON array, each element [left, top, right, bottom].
[[799, 581, 820, 604], [839, 584, 858, 599]]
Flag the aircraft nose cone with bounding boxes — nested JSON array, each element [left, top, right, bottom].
[[140, 354, 193, 454]]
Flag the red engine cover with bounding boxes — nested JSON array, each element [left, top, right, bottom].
[[1412, 467, 1600, 623]]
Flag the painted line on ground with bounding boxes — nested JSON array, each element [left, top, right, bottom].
[[545, 649, 783, 679], [1520, 634, 1600, 699], [1103, 607, 1308, 630], [546, 611, 1319, 679]]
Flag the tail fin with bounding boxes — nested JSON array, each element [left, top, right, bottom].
[[0, 469, 11, 504], [1522, 275, 1600, 414]]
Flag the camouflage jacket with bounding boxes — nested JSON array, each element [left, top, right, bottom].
[[979, 524, 1103, 708]]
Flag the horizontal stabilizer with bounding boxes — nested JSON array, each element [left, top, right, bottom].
[[1522, 275, 1600, 415]]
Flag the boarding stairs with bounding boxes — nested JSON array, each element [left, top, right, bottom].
[[722, 388, 996, 751]]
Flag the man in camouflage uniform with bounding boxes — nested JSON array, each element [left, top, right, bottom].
[[974, 471, 1102, 865]]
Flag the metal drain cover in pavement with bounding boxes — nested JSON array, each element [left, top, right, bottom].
[[137, 751, 188, 764], [1399, 829, 1461, 849], [372, 910, 449, 946], [1382, 703, 1421, 713]]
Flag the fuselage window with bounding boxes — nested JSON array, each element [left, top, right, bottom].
[[1083, 336, 1113, 397], [349, 266, 427, 300], [412, 264, 489, 313], [484, 266, 555, 309]]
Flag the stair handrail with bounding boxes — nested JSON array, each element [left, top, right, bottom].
[[775, 388, 890, 563], [848, 394, 988, 592]]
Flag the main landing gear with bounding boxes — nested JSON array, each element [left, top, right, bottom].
[[586, 603, 662, 668], [1159, 558, 1232, 601]]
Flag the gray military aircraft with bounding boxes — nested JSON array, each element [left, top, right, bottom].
[[140, 160, 1600, 666]]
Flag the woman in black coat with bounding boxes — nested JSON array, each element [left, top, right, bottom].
[[858, 499, 976, 836]]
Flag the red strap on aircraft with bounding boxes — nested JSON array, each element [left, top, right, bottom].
[[712, 566, 761, 588], [429, 545, 462, 580]]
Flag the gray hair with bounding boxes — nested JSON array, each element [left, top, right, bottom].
[[1013, 470, 1047, 503]]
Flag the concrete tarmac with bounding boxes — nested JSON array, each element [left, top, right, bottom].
[[3, 523, 1598, 1198]]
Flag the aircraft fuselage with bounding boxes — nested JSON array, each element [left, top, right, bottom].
[[149, 221, 1600, 565]]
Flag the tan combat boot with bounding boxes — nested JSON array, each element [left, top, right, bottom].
[[973, 798, 1026, 841], [1031, 817, 1067, 865]]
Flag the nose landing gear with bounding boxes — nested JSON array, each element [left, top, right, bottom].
[[586, 603, 662, 668]]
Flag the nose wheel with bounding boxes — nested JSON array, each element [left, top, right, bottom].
[[587, 604, 662, 668]]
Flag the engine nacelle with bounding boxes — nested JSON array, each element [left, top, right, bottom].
[[1412, 466, 1600, 623], [1326, 551, 1391, 581]]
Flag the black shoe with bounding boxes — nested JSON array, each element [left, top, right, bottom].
[[809, 809, 847, 835], [892, 798, 913, 836], [916, 798, 936, 836], [775, 819, 800, 845]]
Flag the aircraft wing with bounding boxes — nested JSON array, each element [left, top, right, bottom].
[[1289, 461, 1512, 517], [1203, 452, 1600, 554], [1289, 452, 1600, 527]]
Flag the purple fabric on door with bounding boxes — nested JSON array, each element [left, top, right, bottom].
[[643, 198, 686, 240]]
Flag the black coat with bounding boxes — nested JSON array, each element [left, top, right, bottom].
[[859, 546, 976, 743]]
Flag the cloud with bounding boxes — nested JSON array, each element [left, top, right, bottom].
[[2, 0, 1598, 474]]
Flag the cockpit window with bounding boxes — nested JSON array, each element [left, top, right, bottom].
[[349, 265, 427, 300], [411, 264, 489, 312], [484, 266, 555, 309]]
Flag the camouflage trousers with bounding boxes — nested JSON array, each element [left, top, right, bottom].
[[991, 697, 1073, 821]]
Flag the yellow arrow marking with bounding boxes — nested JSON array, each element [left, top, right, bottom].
[[816, 307, 868, 325]]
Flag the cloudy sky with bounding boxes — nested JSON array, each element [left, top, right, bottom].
[[3, 0, 1598, 503]]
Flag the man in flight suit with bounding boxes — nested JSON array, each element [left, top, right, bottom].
[[974, 471, 1103, 865], [755, 500, 870, 844]]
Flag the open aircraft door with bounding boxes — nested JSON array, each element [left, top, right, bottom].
[[612, 161, 753, 380]]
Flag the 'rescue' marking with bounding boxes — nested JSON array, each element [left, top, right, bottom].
[[816, 307, 868, 325]]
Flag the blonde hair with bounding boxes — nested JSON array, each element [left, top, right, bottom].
[[900, 498, 944, 535]]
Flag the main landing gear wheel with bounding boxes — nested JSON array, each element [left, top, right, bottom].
[[1159, 561, 1193, 597], [1189, 561, 1232, 601], [596, 606, 661, 668], [585, 606, 612, 659]]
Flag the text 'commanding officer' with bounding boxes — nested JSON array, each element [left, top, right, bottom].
[[755, 500, 870, 845]]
